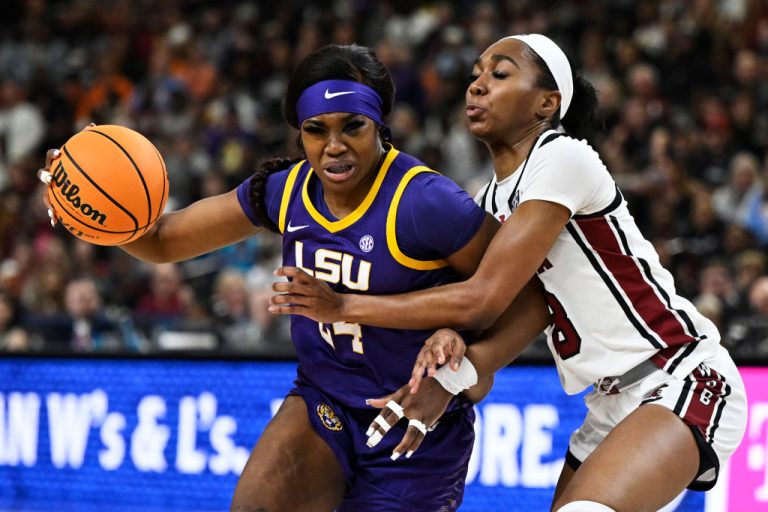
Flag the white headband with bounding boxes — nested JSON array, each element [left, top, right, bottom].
[[504, 34, 573, 119]]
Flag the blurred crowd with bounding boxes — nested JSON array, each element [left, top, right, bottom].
[[0, 0, 767, 359]]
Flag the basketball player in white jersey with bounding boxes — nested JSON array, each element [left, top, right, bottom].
[[270, 35, 748, 512]]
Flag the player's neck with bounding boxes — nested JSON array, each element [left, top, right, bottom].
[[487, 124, 548, 181]]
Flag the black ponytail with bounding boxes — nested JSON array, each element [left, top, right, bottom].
[[248, 156, 302, 233], [561, 74, 599, 140]]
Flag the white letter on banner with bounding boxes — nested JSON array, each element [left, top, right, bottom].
[[176, 396, 206, 474], [465, 406, 482, 484], [130, 396, 169, 472], [209, 416, 249, 475], [99, 413, 126, 470], [0, 393, 41, 466], [521, 404, 559, 487], [270, 399, 284, 416], [9, 393, 40, 466], [480, 404, 522, 486], [47, 392, 95, 468]]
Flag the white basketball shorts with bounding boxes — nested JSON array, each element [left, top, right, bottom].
[[566, 345, 747, 490]]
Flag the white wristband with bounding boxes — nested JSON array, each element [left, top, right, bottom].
[[433, 357, 478, 395]]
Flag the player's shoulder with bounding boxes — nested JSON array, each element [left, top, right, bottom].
[[390, 148, 430, 173], [535, 133, 607, 174], [392, 152, 474, 210], [539, 131, 599, 158], [539, 132, 599, 160], [388, 149, 452, 187]]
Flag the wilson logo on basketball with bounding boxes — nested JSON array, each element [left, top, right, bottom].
[[51, 161, 107, 225]]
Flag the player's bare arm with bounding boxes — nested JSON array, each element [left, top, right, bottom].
[[270, 213, 499, 321], [271, 199, 568, 330], [39, 146, 261, 264], [120, 190, 262, 263], [409, 276, 550, 395]]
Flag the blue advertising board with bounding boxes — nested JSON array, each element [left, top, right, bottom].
[[0, 358, 705, 511]]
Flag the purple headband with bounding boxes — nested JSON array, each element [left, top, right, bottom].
[[296, 79, 383, 126]]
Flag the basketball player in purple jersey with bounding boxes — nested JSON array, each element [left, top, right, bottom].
[[39, 44, 549, 511], [270, 36, 748, 512]]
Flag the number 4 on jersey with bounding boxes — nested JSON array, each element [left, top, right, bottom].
[[319, 322, 364, 354]]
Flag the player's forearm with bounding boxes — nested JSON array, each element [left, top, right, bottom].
[[119, 220, 168, 262], [464, 277, 551, 380], [122, 191, 261, 263], [339, 278, 498, 330], [463, 375, 494, 403]]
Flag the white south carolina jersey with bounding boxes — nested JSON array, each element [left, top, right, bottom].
[[476, 130, 721, 394]]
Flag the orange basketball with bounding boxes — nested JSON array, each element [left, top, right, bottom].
[[48, 125, 169, 246]]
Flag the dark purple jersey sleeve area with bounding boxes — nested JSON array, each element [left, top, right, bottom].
[[395, 172, 487, 261], [235, 169, 290, 227]]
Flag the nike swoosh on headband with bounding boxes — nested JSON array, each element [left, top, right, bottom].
[[324, 89, 356, 99]]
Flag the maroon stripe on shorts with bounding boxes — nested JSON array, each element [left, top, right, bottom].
[[678, 364, 726, 440]]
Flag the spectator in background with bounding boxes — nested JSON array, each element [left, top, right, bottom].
[[63, 278, 126, 352], [712, 151, 763, 225], [133, 262, 201, 338], [211, 268, 264, 353], [734, 250, 767, 303], [692, 96, 735, 188], [74, 52, 134, 127], [21, 264, 68, 318], [0, 289, 30, 351], [697, 259, 741, 313], [744, 156, 768, 246], [727, 276, 768, 357], [30, 277, 138, 353], [0, 78, 45, 190]]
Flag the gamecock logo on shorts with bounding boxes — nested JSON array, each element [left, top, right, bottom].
[[317, 404, 343, 431]]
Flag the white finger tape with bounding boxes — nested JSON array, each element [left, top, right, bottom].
[[434, 356, 478, 395], [366, 431, 383, 448], [386, 400, 404, 419], [373, 415, 391, 432], [408, 419, 427, 435]]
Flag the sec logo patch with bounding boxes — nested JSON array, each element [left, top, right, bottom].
[[317, 404, 343, 431]]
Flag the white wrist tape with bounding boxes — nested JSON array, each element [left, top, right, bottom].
[[433, 357, 478, 395]]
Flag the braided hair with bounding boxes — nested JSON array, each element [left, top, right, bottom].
[[248, 157, 301, 233]]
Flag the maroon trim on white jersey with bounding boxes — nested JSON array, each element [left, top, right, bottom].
[[572, 216, 698, 349], [650, 342, 699, 373]]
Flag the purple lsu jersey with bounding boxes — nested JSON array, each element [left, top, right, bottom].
[[274, 148, 482, 408]]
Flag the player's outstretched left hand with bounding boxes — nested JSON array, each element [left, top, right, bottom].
[[269, 266, 345, 323], [364, 378, 453, 461]]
